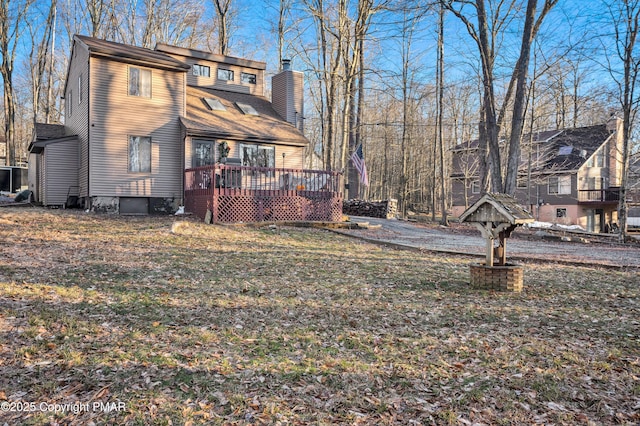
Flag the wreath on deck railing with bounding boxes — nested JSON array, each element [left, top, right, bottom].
[[218, 141, 230, 163]]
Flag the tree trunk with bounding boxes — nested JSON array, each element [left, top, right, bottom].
[[504, 0, 537, 196], [437, 3, 448, 225]]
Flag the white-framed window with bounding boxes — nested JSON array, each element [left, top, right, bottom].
[[587, 147, 606, 168], [129, 66, 151, 98], [240, 143, 275, 174], [193, 140, 216, 167], [78, 74, 82, 104], [548, 175, 571, 195], [129, 136, 151, 173], [193, 64, 211, 77], [241, 72, 256, 84], [471, 180, 480, 194], [217, 68, 234, 81]]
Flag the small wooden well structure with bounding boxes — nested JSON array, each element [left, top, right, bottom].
[[458, 193, 534, 292]]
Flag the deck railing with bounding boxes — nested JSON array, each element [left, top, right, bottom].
[[578, 188, 620, 203], [184, 164, 344, 223]]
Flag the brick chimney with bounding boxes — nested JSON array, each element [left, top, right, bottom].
[[272, 59, 304, 133]]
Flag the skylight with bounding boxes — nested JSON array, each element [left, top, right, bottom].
[[204, 98, 226, 111], [558, 145, 573, 155], [236, 102, 259, 116]]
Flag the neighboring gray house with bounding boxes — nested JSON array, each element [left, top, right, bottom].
[[29, 35, 314, 216], [450, 119, 625, 233]]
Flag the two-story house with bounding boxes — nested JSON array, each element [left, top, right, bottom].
[[450, 118, 624, 233], [28, 35, 342, 221]]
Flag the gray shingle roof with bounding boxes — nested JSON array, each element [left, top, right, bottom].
[[539, 124, 612, 171], [33, 123, 66, 140]]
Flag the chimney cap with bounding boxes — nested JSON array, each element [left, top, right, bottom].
[[282, 58, 291, 70]]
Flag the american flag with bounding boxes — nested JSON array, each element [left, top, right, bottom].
[[350, 143, 369, 187]]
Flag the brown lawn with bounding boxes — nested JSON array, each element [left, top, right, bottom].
[[0, 208, 638, 425]]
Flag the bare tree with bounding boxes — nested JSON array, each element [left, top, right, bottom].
[[27, 1, 57, 126], [504, 0, 557, 195], [302, 0, 343, 172], [436, 1, 447, 224], [212, 0, 233, 55], [0, 0, 35, 166], [343, 0, 381, 199], [604, 0, 640, 242], [444, 0, 557, 195]]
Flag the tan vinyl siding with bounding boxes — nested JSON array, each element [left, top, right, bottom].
[[184, 136, 193, 169], [65, 42, 90, 197], [184, 57, 264, 96], [271, 70, 303, 131], [88, 56, 185, 198], [156, 44, 265, 96], [42, 140, 79, 206]]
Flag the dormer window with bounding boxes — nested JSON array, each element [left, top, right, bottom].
[[236, 102, 258, 116], [193, 64, 211, 77], [241, 72, 257, 84], [204, 98, 226, 111], [217, 68, 234, 81]]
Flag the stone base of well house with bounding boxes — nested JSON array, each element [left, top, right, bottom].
[[469, 263, 524, 292]]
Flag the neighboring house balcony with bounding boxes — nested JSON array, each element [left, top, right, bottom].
[[185, 164, 344, 223], [578, 187, 620, 204]]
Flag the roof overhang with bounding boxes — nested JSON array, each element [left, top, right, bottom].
[[179, 118, 308, 147], [29, 135, 79, 154]]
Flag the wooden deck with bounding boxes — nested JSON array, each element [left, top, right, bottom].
[[184, 165, 344, 223], [577, 188, 620, 204]]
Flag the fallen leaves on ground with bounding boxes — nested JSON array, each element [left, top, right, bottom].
[[0, 208, 638, 425]]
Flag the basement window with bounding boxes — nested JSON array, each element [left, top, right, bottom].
[[236, 102, 259, 116], [204, 98, 226, 111], [556, 208, 567, 218]]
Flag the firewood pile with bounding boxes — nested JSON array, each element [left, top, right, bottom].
[[343, 199, 397, 219]]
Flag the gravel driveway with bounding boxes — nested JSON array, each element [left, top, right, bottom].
[[335, 216, 640, 269]]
